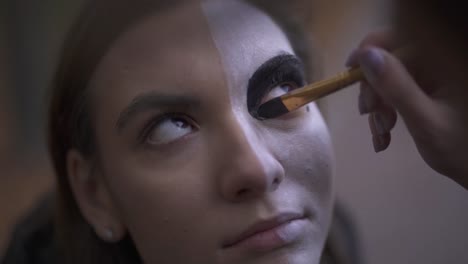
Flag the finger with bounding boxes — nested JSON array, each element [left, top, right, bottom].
[[346, 30, 398, 67], [359, 81, 381, 114], [372, 133, 391, 153], [357, 46, 434, 130], [368, 108, 397, 136]]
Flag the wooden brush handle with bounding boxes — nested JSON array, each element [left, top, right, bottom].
[[282, 67, 364, 110], [281, 47, 409, 111]]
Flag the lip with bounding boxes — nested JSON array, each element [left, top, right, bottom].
[[222, 213, 307, 252]]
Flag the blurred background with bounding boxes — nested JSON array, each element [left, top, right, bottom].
[[1, 0, 468, 263]]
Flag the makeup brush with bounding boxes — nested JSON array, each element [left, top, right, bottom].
[[254, 48, 408, 119]]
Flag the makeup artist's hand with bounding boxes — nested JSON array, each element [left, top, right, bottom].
[[346, 30, 468, 189]]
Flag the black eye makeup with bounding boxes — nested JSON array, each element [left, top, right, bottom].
[[247, 54, 306, 117]]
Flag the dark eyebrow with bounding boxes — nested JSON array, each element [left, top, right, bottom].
[[116, 92, 199, 132], [247, 53, 305, 113]]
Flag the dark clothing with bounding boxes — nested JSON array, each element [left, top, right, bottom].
[[1, 194, 56, 264]]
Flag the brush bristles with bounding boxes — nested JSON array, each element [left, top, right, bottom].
[[254, 97, 289, 119]]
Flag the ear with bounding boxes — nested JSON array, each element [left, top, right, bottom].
[[67, 149, 126, 242]]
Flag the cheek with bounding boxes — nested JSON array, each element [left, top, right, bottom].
[[105, 159, 204, 222], [269, 104, 335, 210], [98, 144, 217, 262]]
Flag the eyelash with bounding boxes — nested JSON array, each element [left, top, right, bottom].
[[271, 70, 303, 88], [257, 67, 306, 108], [138, 112, 197, 145]]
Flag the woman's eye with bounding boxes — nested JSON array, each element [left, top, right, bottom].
[[262, 82, 298, 104], [146, 116, 196, 145]]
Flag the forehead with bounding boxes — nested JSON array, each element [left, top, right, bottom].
[[90, 2, 216, 96], [202, 0, 294, 100], [89, 1, 294, 113]]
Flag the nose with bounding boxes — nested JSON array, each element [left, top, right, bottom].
[[216, 115, 285, 203]]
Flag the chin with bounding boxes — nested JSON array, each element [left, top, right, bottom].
[[248, 243, 323, 264]]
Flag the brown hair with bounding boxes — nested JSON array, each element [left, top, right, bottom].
[[48, 0, 317, 263]]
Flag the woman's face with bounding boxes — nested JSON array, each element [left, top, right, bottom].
[[82, 1, 334, 263]]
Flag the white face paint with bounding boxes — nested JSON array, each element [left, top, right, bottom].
[[202, 0, 294, 109], [201, 1, 335, 264], [80, 0, 335, 263]]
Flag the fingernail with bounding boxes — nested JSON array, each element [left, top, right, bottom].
[[359, 48, 385, 84], [372, 112, 386, 135], [358, 91, 369, 114], [372, 135, 386, 152]]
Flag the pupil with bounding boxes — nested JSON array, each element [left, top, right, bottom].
[[280, 84, 291, 92], [172, 118, 188, 128]]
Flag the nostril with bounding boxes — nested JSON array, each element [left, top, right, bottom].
[[236, 188, 249, 197], [273, 177, 280, 185]]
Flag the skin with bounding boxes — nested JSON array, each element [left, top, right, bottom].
[[67, 1, 334, 264], [347, 27, 468, 188]]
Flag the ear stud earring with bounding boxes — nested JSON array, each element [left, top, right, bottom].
[[104, 228, 114, 241]]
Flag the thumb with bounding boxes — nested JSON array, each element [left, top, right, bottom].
[[357, 47, 435, 130]]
